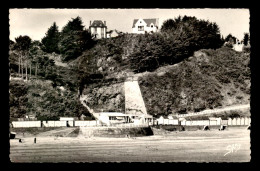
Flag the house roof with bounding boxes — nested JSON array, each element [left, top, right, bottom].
[[132, 18, 159, 28], [90, 20, 107, 28]]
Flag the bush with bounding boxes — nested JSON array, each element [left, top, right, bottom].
[[9, 81, 28, 118], [224, 42, 233, 48], [243, 45, 251, 53]]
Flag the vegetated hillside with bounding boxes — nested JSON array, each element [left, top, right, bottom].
[[76, 34, 138, 80], [82, 82, 125, 113], [9, 78, 94, 120], [81, 47, 250, 117], [76, 31, 223, 86], [9, 49, 95, 120], [139, 47, 250, 116]]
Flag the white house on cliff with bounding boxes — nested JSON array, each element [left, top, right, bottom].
[[89, 20, 107, 39], [132, 18, 159, 34]]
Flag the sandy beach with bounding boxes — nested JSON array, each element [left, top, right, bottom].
[[9, 126, 250, 162]]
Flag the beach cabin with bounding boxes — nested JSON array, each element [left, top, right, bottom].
[[59, 117, 76, 127]]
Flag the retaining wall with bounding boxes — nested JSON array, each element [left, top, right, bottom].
[[80, 126, 154, 138]]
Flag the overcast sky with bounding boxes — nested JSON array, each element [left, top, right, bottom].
[[9, 8, 250, 41]]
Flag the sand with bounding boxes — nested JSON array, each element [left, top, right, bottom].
[[9, 127, 250, 162]]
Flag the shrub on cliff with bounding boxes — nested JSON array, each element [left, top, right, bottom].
[[139, 47, 250, 115], [9, 80, 28, 118]]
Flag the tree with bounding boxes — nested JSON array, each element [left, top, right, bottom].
[[78, 29, 95, 50], [161, 16, 223, 50], [128, 34, 164, 72], [14, 35, 32, 51], [224, 34, 237, 44], [41, 22, 60, 53], [61, 16, 84, 34], [161, 16, 223, 55], [14, 35, 32, 79], [58, 16, 95, 61], [243, 33, 250, 46], [28, 42, 46, 79], [160, 16, 182, 32]]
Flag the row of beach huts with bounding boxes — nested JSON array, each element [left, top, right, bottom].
[[10, 116, 251, 128]]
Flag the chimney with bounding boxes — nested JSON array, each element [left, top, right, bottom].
[[104, 21, 106, 26]]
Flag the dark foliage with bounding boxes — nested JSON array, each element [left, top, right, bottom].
[[41, 22, 60, 53], [224, 34, 237, 44], [14, 35, 32, 51], [243, 33, 250, 46], [9, 81, 28, 118], [58, 17, 95, 61]]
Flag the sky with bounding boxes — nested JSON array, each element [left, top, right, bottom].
[[9, 8, 250, 41]]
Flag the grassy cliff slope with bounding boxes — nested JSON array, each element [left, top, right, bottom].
[[81, 47, 250, 117]]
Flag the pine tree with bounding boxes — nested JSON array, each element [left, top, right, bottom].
[[58, 16, 94, 61], [61, 16, 84, 34], [243, 33, 250, 46], [41, 22, 60, 53]]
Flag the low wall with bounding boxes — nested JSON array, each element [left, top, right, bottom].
[[12, 121, 41, 128], [80, 126, 154, 138], [152, 125, 247, 132], [74, 120, 99, 127], [11, 117, 251, 128]]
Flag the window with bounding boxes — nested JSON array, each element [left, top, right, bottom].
[[151, 25, 153, 28], [138, 26, 144, 31]]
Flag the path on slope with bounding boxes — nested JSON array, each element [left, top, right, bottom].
[[177, 104, 250, 118]]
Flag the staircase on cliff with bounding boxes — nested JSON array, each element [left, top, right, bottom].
[[79, 76, 150, 126]]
